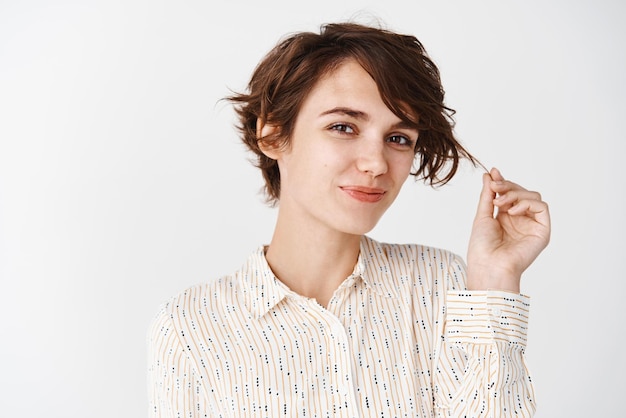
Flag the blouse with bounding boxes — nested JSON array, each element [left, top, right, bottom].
[[147, 235, 535, 417]]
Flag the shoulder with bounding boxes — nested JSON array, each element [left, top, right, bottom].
[[361, 235, 467, 292], [363, 235, 465, 269], [147, 273, 246, 351], [153, 273, 241, 321]]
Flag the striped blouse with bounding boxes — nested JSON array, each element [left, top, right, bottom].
[[147, 235, 535, 417]]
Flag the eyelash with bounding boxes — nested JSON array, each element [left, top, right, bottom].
[[387, 135, 413, 147], [329, 123, 355, 134], [328, 123, 415, 148]]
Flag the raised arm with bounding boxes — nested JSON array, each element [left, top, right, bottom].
[[433, 169, 550, 416]]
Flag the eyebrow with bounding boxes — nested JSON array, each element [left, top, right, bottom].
[[319, 107, 369, 120], [319, 106, 417, 130]]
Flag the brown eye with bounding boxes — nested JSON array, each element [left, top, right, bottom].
[[329, 123, 355, 134], [387, 135, 412, 146]]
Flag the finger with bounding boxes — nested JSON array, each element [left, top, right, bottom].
[[489, 167, 538, 195], [508, 198, 550, 223], [490, 167, 505, 182], [490, 179, 533, 197], [475, 172, 496, 220], [493, 189, 542, 210]]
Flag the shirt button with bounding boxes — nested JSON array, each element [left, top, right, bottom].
[[492, 308, 501, 317]]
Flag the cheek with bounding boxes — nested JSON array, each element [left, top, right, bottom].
[[393, 154, 416, 179]]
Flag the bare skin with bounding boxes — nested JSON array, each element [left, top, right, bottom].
[[467, 167, 551, 292], [264, 215, 361, 307]]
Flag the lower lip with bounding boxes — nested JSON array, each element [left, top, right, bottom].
[[341, 188, 386, 203]]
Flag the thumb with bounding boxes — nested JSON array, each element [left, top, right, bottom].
[[474, 171, 496, 221]]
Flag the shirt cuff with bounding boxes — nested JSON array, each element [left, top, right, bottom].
[[445, 290, 530, 346]]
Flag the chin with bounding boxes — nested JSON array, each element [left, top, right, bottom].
[[336, 216, 382, 236]]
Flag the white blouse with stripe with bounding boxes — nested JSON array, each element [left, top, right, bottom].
[[148, 235, 534, 417]]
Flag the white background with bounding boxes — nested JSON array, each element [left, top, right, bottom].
[[1, 1, 624, 416]]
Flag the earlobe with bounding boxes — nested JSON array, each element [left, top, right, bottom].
[[256, 118, 282, 160]]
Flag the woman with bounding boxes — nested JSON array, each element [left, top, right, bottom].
[[148, 22, 550, 417]]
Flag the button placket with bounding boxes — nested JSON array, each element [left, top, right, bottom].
[[325, 289, 360, 415]]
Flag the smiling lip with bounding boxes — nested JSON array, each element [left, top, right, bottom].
[[340, 186, 386, 203]]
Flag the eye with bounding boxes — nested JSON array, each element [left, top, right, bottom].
[[387, 134, 414, 147], [329, 123, 356, 134]]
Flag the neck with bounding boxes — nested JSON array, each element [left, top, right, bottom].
[[264, 208, 362, 308]]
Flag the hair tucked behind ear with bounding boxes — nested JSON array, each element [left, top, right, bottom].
[[227, 21, 481, 205]]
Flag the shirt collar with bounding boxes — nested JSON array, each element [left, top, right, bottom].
[[241, 235, 400, 319], [357, 235, 401, 299], [240, 246, 290, 319]]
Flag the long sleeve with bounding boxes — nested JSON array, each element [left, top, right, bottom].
[[147, 302, 204, 418], [432, 254, 536, 417]]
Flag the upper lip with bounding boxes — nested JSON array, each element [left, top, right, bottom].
[[340, 186, 386, 194]]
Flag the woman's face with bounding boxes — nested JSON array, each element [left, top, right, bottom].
[[266, 59, 418, 237]]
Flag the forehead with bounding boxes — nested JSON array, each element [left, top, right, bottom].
[[301, 60, 380, 109], [300, 59, 418, 123]]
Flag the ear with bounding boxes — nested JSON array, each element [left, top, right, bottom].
[[256, 118, 282, 160]]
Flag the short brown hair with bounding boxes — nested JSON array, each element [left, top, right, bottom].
[[228, 22, 478, 204]]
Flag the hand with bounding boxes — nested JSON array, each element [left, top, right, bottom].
[[466, 168, 551, 293]]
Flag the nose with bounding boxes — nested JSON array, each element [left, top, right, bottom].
[[356, 138, 388, 177]]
